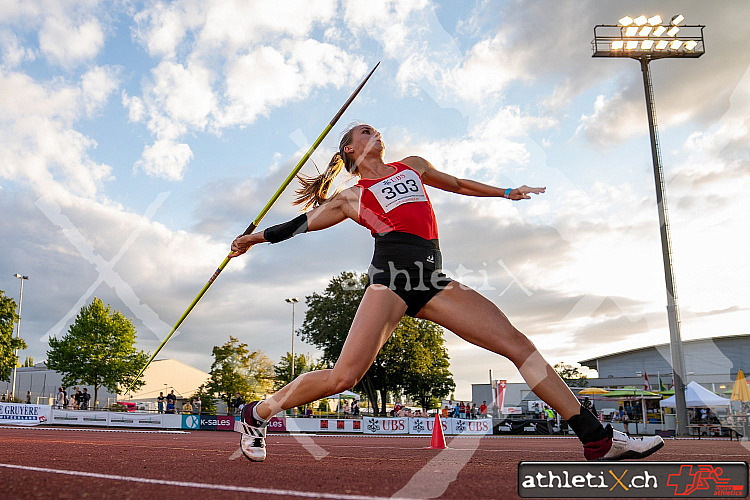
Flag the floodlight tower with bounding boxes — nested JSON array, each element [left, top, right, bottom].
[[592, 15, 705, 436]]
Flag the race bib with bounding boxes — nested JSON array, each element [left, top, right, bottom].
[[369, 169, 427, 213]]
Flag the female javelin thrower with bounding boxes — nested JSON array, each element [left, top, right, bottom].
[[230, 124, 663, 462]]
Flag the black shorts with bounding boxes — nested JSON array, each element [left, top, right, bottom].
[[365, 232, 453, 317]]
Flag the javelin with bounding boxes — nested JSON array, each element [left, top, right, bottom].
[[129, 62, 380, 390]]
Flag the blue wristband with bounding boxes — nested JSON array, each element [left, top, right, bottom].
[[504, 188, 512, 198]]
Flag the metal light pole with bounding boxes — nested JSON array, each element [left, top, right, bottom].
[[285, 297, 300, 381], [11, 274, 29, 401], [592, 14, 704, 436]]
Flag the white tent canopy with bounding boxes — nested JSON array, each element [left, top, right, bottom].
[[325, 390, 360, 400], [659, 381, 731, 408]]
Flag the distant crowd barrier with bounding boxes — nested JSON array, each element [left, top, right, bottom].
[[1, 404, 493, 435]]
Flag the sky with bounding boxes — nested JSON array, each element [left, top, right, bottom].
[[1, 0, 749, 401]]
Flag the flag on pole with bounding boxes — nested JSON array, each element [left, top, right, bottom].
[[644, 372, 650, 391], [658, 372, 666, 392], [492, 379, 507, 413]]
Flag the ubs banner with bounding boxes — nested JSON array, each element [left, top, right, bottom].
[[363, 417, 409, 434], [0, 403, 51, 425]]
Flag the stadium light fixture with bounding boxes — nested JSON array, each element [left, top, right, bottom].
[[11, 274, 29, 401], [591, 15, 705, 438]]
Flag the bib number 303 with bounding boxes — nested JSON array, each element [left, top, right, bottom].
[[371, 169, 428, 213]]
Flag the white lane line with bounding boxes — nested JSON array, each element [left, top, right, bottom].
[[0, 463, 411, 500]]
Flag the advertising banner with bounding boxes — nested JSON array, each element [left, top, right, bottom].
[[362, 417, 408, 434], [197, 415, 233, 431], [449, 418, 493, 435], [72, 410, 108, 426], [182, 414, 200, 430], [408, 417, 448, 435], [0, 403, 50, 426], [109, 413, 164, 428], [267, 417, 286, 433]]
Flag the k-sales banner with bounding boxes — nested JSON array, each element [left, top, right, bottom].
[[0, 403, 51, 425]]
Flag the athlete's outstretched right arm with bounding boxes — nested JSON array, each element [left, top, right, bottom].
[[229, 188, 358, 258]]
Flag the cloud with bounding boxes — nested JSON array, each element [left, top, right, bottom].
[[135, 139, 194, 181], [128, 1, 367, 180], [39, 15, 104, 67], [0, 67, 116, 199], [0, 30, 35, 68]]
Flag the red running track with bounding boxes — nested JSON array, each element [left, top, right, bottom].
[[1, 427, 747, 499]]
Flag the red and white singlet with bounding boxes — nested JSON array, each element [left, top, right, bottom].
[[356, 162, 439, 241]]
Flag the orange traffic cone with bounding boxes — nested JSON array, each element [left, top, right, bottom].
[[429, 413, 446, 449]]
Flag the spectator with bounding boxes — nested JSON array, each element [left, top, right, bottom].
[[81, 388, 91, 410], [74, 388, 83, 409], [480, 400, 488, 417], [232, 392, 245, 414], [157, 392, 165, 414], [459, 401, 467, 419], [471, 403, 477, 419], [68, 395, 79, 411], [56, 387, 65, 409], [405, 407, 412, 417], [166, 390, 176, 414], [25, 391, 32, 405], [343, 401, 351, 415], [182, 401, 192, 414], [453, 402, 460, 418], [442, 405, 450, 419], [352, 400, 360, 416], [192, 398, 201, 415]]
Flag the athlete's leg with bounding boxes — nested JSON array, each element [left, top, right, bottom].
[[416, 282, 663, 460], [416, 282, 580, 419], [255, 285, 407, 420]]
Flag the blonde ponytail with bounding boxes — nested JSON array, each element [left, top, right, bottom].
[[293, 125, 359, 210], [294, 153, 345, 210]]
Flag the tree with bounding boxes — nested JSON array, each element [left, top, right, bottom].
[[394, 317, 455, 411], [0, 290, 26, 382], [207, 336, 274, 407], [299, 271, 456, 415], [46, 298, 149, 407], [21, 356, 34, 367], [273, 353, 325, 391], [190, 383, 217, 414], [554, 362, 589, 387]]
